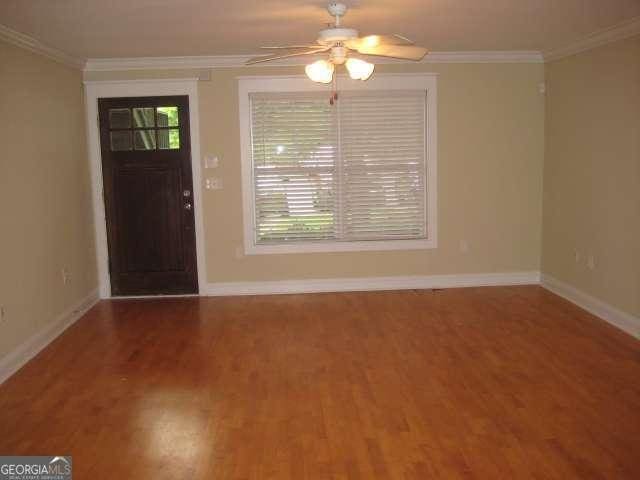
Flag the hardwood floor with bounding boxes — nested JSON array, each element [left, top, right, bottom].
[[1, 286, 639, 479]]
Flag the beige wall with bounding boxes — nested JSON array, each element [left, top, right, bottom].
[[86, 61, 545, 283], [542, 35, 640, 318], [0, 41, 97, 359]]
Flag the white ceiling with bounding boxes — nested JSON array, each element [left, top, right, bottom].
[[1, 0, 639, 59]]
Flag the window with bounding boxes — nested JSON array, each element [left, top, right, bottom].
[[108, 106, 180, 151], [239, 74, 437, 254]]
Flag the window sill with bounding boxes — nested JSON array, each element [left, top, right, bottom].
[[244, 238, 437, 255]]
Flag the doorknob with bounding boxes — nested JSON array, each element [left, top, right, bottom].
[[185, 203, 192, 211]]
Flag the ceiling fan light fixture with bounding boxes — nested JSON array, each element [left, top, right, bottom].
[[345, 58, 375, 81], [305, 59, 335, 83]]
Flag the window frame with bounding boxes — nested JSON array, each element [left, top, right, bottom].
[[238, 73, 438, 255]]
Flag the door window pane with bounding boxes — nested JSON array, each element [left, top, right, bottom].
[[110, 130, 132, 151], [109, 109, 131, 129], [156, 106, 179, 127], [133, 108, 155, 128], [134, 130, 156, 150], [157, 129, 180, 149]]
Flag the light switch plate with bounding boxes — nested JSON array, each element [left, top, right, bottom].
[[204, 155, 219, 169]]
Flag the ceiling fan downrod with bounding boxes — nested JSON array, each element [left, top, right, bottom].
[[327, 2, 348, 27]]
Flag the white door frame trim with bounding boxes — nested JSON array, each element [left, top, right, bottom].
[[84, 78, 207, 298]]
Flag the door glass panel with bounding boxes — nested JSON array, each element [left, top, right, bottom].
[[110, 130, 132, 151], [157, 106, 179, 127], [133, 108, 155, 128], [134, 130, 156, 150], [157, 129, 180, 149], [109, 109, 131, 129]]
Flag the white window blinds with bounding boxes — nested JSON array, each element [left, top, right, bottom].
[[340, 91, 426, 240], [251, 93, 337, 243], [250, 90, 427, 245]]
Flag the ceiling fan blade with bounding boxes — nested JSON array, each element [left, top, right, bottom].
[[345, 34, 414, 50], [246, 47, 330, 65], [391, 34, 415, 44], [355, 44, 429, 61]]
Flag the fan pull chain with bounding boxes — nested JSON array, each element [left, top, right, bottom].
[[329, 73, 339, 106]]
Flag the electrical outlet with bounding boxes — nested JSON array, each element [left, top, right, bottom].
[[61, 267, 71, 285], [459, 240, 469, 254], [574, 250, 581, 263], [235, 245, 244, 259], [587, 254, 596, 270]]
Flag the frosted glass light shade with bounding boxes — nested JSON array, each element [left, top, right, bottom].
[[346, 58, 375, 81], [305, 60, 335, 84]]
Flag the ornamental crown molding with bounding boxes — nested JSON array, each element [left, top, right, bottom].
[[0, 23, 85, 69], [544, 15, 640, 62]]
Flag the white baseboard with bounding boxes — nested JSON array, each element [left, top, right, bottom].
[[202, 271, 540, 296], [541, 274, 640, 339], [0, 289, 100, 385]]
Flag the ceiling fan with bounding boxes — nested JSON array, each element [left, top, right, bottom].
[[246, 2, 429, 84]]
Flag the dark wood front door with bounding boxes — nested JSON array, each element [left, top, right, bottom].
[[98, 96, 198, 296]]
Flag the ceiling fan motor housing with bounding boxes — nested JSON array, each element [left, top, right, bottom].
[[317, 27, 359, 46], [319, 2, 357, 58]]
